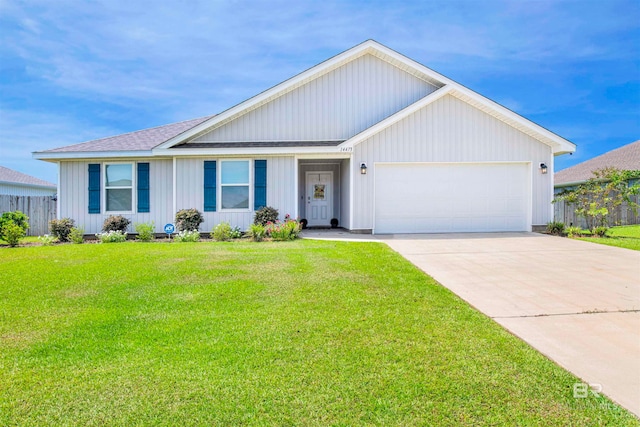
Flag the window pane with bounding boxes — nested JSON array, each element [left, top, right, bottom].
[[221, 186, 249, 209], [106, 164, 132, 187], [221, 161, 249, 184], [106, 188, 132, 211]]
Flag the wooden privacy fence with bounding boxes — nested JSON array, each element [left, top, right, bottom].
[[554, 194, 640, 229], [0, 195, 57, 236]]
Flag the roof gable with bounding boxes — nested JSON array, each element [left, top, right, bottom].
[[555, 140, 640, 186]]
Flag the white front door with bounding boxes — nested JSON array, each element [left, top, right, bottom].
[[306, 172, 333, 226]]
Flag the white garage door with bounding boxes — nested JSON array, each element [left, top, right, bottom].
[[374, 163, 530, 234]]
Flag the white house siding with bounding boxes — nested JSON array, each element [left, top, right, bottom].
[[0, 183, 56, 196], [190, 54, 439, 143], [340, 158, 351, 229], [352, 94, 553, 231], [59, 159, 173, 234], [175, 156, 295, 232]]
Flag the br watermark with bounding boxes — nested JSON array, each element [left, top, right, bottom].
[[573, 382, 602, 399]]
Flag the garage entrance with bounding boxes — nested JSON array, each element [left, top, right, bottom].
[[374, 162, 530, 234]]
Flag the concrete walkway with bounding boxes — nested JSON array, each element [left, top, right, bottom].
[[303, 230, 640, 416]]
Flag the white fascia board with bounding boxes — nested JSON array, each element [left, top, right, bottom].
[[33, 150, 155, 161], [340, 86, 453, 148], [0, 181, 56, 190], [154, 146, 351, 157]]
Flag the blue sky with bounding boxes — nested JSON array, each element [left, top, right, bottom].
[[1, 0, 638, 184]]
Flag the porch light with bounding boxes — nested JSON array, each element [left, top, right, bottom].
[[540, 163, 548, 174], [360, 163, 367, 174]]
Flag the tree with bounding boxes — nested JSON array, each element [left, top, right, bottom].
[[553, 167, 640, 235]]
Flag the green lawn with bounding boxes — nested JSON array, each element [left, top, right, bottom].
[[576, 224, 640, 251], [0, 241, 636, 425]]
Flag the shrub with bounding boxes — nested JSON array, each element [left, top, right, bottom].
[[565, 226, 583, 238], [2, 222, 26, 247], [69, 227, 85, 244], [49, 218, 75, 242], [247, 223, 266, 242], [96, 230, 127, 243], [212, 222, 232, 241], [175, 209, 204, 231], [546, 221, 565, 236], [254, 206, 279, 226], [102, 215, 131, 233], [266, 219, 301, 241], [230, 226, 243, 239], [592, 226, 609, 237], [0, 211, 29, 241], [135, 222, 155, 242], [38, 234, 56, 246], [174, 230, 200, 242]]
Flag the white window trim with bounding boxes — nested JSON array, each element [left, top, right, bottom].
[[219, 159, 252, 212], [103, 161, 135, 214]]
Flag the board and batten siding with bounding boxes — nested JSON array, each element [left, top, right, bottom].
[[175, 156, 295, 231], [59, 159, 173, 234], [352, 94, 554, 230], [190, 54, 439, 143]]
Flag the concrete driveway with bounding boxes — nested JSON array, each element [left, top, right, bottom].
[[380, 233, 640, 417]]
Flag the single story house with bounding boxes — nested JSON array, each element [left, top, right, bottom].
[[33, 40, 575, 235], [555, 139, 640, 188], [0, 165, 57, 197]]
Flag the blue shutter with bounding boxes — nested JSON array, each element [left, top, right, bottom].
[[137, 162, 150, 213], [254, 160, 267, 210], [88, 164, 101, 214], [204, 161, 217, 212]]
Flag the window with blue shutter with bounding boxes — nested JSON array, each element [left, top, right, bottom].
[[254, 160, 267, 210], [204, 161, 217, 212], [88, 164, 101, 214], [137, 163, 150, 213]]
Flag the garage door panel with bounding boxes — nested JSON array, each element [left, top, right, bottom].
[[374, 163, 530, 234]]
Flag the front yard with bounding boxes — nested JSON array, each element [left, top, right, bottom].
[[0, 241, 636, 425], [576, 224, 640, 251]]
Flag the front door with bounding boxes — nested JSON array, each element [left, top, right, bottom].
[[306, 172, 332, 226]]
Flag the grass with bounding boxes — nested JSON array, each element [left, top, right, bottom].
[[0, 241, 637, 426], [576, 224, 640, 251]]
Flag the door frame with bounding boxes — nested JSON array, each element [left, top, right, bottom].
[[305, 171, 333, 226]]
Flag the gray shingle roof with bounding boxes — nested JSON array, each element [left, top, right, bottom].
[[555, 140, 640, 186], [0, 165, 56, 187], [41, 116, 213, 153]]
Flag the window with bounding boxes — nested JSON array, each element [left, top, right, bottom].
[[105, 163, 133, 211], [221, 160, 249, 210]]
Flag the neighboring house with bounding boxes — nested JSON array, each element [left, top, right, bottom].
[[554, 140, 640, 227], [555, 140, 640, 188], [0, 165, 57, 197], [33, 40, 575, 235]]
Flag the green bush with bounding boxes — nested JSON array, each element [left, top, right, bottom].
[[592, 226, 609, 237], [102, 215, 131, 233], [254, 206, 279, 226], [38, 234, 56, 246], [266, 220, 301, 241], [135, 222, 155, 242], [69, 227, 85, 244], [96, 230, 127, 243], [175, 209, 204, 232], [2, 222, 26, 247], [49, 218, 75, 242], [212, 222, 232, 241], [0, 211, 29, 242], [247, 223, 266, 242], [565, 226, 583, 238], [174, 230, 200, 242], [546, 221, 565, 236], [230, 226, 243, 239]]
